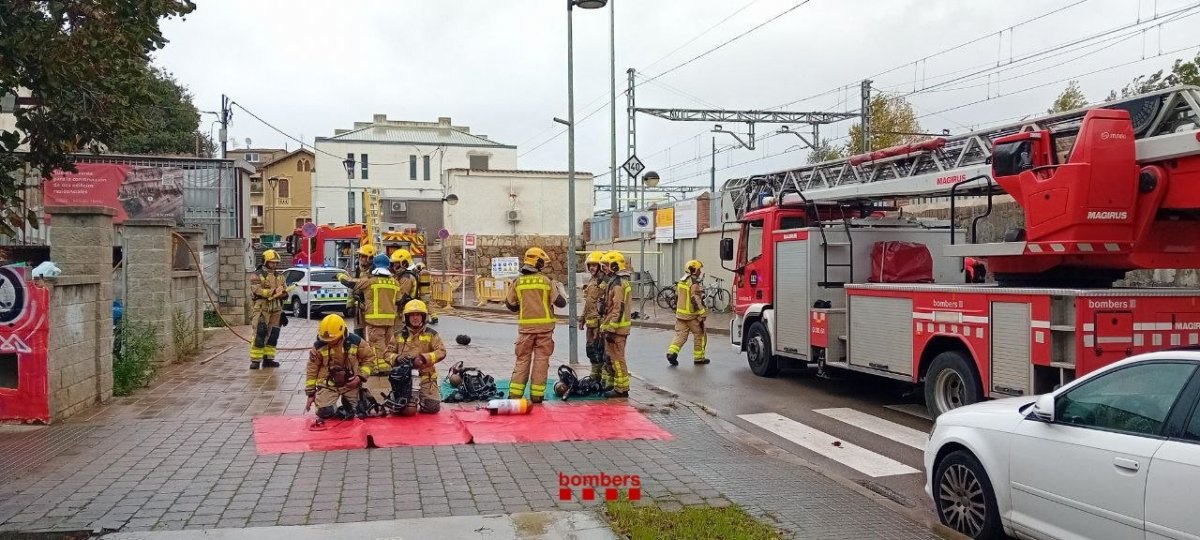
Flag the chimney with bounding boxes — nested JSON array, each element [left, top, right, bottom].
[[438, 117, 451, 128], [373, 114, 387, 124]]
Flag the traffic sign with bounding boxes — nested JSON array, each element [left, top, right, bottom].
[[632, 211, 654, 233], [437, 228, 450, 240], [622, 155, 645, 178], [464, 233, 477, 251], [301, 222, 318, 238]]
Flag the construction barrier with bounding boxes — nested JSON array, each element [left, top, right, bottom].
[[475, 277, 513, 306], [430, 278, 460, 308]]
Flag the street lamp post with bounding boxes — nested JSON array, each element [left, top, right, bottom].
[[267, 176, 279, 239], [565, 0, 608, 365], [342, 157, 356, 224]]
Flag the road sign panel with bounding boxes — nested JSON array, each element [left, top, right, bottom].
[[438, 228, 450, 240], [301, 222, 318, 238], [622, 155, 645, 178]]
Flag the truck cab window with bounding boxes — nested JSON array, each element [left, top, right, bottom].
[[741, 220, 764, 265]]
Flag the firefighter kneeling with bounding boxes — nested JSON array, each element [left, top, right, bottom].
[[381, 300, 446, 415], [305, 314, 373, 422]]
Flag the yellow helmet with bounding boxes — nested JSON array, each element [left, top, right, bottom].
[[357, 244, 376, 257], [403, 299, 429, 316], [262, 249, 280, 263], [317, 314, 347, 343], [524, 247, 550, 269], [685, 259, 703, 274], [601, 251, 626, 271], [585, 251, 604, 266], [389, 248, 413, 267]]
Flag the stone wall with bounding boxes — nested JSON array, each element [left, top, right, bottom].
[[218, 238, 250, 325], [45, 206, 115, 422], [123, 219, 176, 364], [442, 234, 580, 283], [171, 229, 205, 357]]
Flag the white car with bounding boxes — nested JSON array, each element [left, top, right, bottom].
[[925, 351, 1200, 540], [283, 266, 350, 318]]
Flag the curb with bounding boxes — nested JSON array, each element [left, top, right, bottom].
[[628, 374, 967, 540], [450, 304, 731, 335]]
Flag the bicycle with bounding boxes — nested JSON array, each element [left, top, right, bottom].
[[702, 276, 731, 313], [655, 284, 677, 311]]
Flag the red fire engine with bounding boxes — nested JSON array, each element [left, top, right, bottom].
[[289, 224, 427, 271], [719, 86, 1200, 417]]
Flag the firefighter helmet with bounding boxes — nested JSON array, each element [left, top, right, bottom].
[[262, 249, 280, 263], [403, 299, 429, 316], [372, 254, 391, 270], [389, 248, 413, 267], [585, 250, 604, 269], [317, 314, 347, 343], [685, 259, 703, 274], [358, 244, 376, 257], [524, 247, 550, 269], [601, 251, 626, 272]]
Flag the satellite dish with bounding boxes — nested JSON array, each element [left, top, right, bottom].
[[245, 137, 252, 148]]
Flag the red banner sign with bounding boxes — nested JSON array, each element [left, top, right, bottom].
[[43, 163, 184, 224]]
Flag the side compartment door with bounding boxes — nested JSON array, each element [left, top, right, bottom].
[[848, 295, 914, 376], [990, 302, 1031, 397]]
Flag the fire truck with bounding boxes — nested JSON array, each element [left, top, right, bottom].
[[289, 224, 427, 272], [719, 85, 1200, 418]]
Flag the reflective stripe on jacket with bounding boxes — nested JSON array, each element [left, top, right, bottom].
[[601, 274, 633, 335], [355, 276, 401, 324], [676, 278, 705, 320], [506, 272, 562, 333]]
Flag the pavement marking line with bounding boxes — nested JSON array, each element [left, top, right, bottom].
[[737, 412, 920, 478], [814, 407, 929, 450]]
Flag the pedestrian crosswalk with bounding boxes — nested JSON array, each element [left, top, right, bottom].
[[737, 407, 931, 478]]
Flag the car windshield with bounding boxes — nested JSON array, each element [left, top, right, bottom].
[[308, 271, 342, 283]]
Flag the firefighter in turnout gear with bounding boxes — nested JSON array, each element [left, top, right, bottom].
[[305, 314, 372, 421], [580, 251, 609, 383], [414, 262, 439, 324], [347, 244, 376, 336], [667, 259, 709, 366], [505, 247, 567, 403], [389, 249, 419, 312], [338, 254, 400, 371], [382, 300, 446, 414], [599, 251, 633, 398], [249, 249, 287, 369]]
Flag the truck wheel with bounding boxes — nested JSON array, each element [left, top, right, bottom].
[[746, 321, 780, 378], [924, 351, 981, 418]]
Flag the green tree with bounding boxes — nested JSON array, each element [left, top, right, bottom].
[[844, 94, 924, 155], [0, 0, 196, 235], [1048, 80, 1088, 113], [108, 67, 204, 156], [1108, 51, 1200, 100], [806, 138, 846, 164]]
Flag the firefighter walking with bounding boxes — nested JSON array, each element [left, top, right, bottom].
[[338, 253, 401, 379], [667, 260, 709, 366], [579, 251, 609, 384], [505, 247, 567, 403], [384, 300, 446, 415], [304, 314, 372, 421], [599, 251, 633, 398], [347, 244, 376, 337], [249, 249, 287, 369]]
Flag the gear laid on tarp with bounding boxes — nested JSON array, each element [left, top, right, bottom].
[[441, 361, 501, 403], [383, 360, 415, 413], [553, 365, 612, 401]]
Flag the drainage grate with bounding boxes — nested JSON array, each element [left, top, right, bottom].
[[0, 425, 95, 483]]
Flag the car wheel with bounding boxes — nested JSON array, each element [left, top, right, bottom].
[[291, 297, 308, 319], [933, 450, 1003, 539], [746, 321, 780, 377], [924, 350, 981, 418]]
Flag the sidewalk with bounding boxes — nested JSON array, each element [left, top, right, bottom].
[[0, 317, 939, 539]]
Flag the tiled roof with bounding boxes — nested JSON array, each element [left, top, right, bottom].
[[320, 125, 513, 148]]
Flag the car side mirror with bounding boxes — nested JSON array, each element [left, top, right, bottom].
[[720, 238, 734, 262], [1031, 394, 1055, 422]]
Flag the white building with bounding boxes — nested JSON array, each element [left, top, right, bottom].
[[443, 169, 594, 237], [313, 115, 518, 229]]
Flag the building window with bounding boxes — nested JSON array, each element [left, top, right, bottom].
[[296, 158, 312, 172], [469, 154, 489, 171], [360, 153, 369, 180], [251, 205, 263, 218], [409, 155, 418, 180], [423, 155, 431, 181], [346, 153, 355, 179], [276, 179, 290, 198], [245, 152, 260, 163], [295, 217, 312, 229]]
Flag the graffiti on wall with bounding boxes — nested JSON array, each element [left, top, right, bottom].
[[0, 265, 50, 423]]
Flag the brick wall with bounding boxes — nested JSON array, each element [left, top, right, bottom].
[[45, 205, 116, 422], [219, 238, 250, 325], [123, 219, 175, 364]]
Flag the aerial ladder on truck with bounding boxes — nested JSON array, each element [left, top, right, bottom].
[[719, 85, 1200, 417]]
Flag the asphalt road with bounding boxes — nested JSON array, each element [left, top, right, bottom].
[[433, 313, 938, 519]]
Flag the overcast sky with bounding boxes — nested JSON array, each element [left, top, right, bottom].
[[155, 0, 1199, 203]]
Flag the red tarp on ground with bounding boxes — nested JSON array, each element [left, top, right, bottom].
[[252, 416, 368, 454], [366, 414, 473, 448], [452, 403, 674, 445], [253, 404, 673, 454]]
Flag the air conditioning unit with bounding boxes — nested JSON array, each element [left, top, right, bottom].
[[391, 201, 407, 212], [506, 209, 521, 223]]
